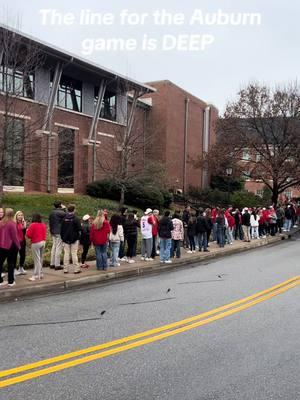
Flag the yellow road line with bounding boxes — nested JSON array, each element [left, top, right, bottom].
[[0, 276, 299, 388]]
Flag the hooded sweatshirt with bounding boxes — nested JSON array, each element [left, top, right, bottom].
[[61, 213, 81, 244]]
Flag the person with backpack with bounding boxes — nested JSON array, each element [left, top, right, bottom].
[[216, 209, 226, 248], [61, 204, 82, 274]]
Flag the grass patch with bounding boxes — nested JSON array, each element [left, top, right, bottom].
[[1, 193, 143, 269]]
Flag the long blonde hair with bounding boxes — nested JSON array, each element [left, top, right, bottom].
[[1, 208, 14, 225], [93, 209, 105, 230]]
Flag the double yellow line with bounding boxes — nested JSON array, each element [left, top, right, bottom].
[[1, 275, 300, 389]]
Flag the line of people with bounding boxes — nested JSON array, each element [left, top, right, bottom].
[[0, 201, 299, 288]]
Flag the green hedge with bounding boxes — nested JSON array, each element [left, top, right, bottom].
[[86, 179, 172, 210]]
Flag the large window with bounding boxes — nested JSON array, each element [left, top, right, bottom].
[[94, 87, 117, 121], [3, 118, 25, 186], [0, 65, 34, 99], [51, 74, 82, 112], [58, 128, 75, 188]]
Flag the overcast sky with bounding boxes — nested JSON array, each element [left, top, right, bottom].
[[1, 0, 299, 112]]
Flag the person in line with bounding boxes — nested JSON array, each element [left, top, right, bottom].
[[158, 211, 174, 263], [196, 208, 209, 252], [109, 214, 124, 267], [14, 210, 27, 275], [187, 213, 197, 253], [216, 209, 226, 248], [90, 210, 111, 271], [258, 208, 267, 238], [26, 213, 47, 281], [205, 208, 213, 246], [140, 208, 154, 261], [233, 209, 243, 240], [226, 211, 235, 245], [182, 205, 191, 249], [276, 205, 285, 234], [250, 210, 260, 239], [268, 206, 277, 236], [124, 213, 139, 263], [242, 208, 251, 242], [61, 204, 82, 274], [283, 205, 293, 232], [151, 209, 160, 259], [80, 214, 91, 268], [118, 207, 128, 261], [49, 201, 66, 270], [0, 208, 20, 287], [171, 211, 184, 258]]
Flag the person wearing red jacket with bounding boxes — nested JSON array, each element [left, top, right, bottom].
[[90, 210, 111, 270], [151, 210, 160, 258], [0, 208, 21, 287], [226, 212, 235, 244], [26, 213, 47, 281]]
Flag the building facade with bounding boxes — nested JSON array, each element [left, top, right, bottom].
[[0, 25, 217, 195]]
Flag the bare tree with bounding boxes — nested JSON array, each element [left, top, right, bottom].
[[194, 82, 300, 204], [0, 25, 50, 200], [95, 84, 165, 207]]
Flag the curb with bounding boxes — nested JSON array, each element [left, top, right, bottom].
[[1, 230, 298, 302]]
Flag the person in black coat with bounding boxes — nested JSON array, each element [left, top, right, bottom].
[[124, 213, 140, 263], [49, 201, 66, 270], [158, 211, 174, 263], [61, 204, 82, 274], [80, 215, 91, 268], [196, 208, 209, 252]]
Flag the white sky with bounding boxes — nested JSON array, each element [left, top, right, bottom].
[[1, 0, 299, 112]]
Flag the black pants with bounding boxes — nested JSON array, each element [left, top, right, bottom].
[[118, 240, 126, 259], [12, 240, 26, 268], [0, 246, 18, 284], [81, 243, 90, 264], [171, 240, 181, 258], [126, 235, 137, 258], [151, 236, 158, 258]]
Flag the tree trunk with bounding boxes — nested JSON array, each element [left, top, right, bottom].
[[271, 183, 279, 206], [119, 186, 125, 209]]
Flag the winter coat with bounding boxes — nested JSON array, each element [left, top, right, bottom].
[[187, 219, 197, 237], [242, 213, 251, 226], [90, 220, 111, 246], [49, 208, 66, 235], [80, 221, 91, 246], [61, 213, 81, 244], [124, 218, 139, 237], [250, 214, 260, 227], [158, 217, 174, 239], [171, 218, 184, 241], [109, 225, 124, 242], [196, 216, 208, 233], [0, 221, 21, 250]]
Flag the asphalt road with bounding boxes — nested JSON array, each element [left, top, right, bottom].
[[0, 237, 299, 400]]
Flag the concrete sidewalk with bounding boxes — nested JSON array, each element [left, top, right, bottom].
[[0, 230, 298, 301]]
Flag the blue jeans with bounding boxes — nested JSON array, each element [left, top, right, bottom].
[[198, 232, 207, 251], [284, 219, 292, 231], [160, 238, 172, 262], [95, 244, 108, 270], [217, 226, 225, 247], [110, 242, 120, 266]]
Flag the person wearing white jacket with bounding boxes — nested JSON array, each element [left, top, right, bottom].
[[109, 215, 124, 267], [250, 211, 260, 239]]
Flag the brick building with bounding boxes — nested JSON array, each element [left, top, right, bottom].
[[0, 25, 217, 195], [144, 81, 218, 193]]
